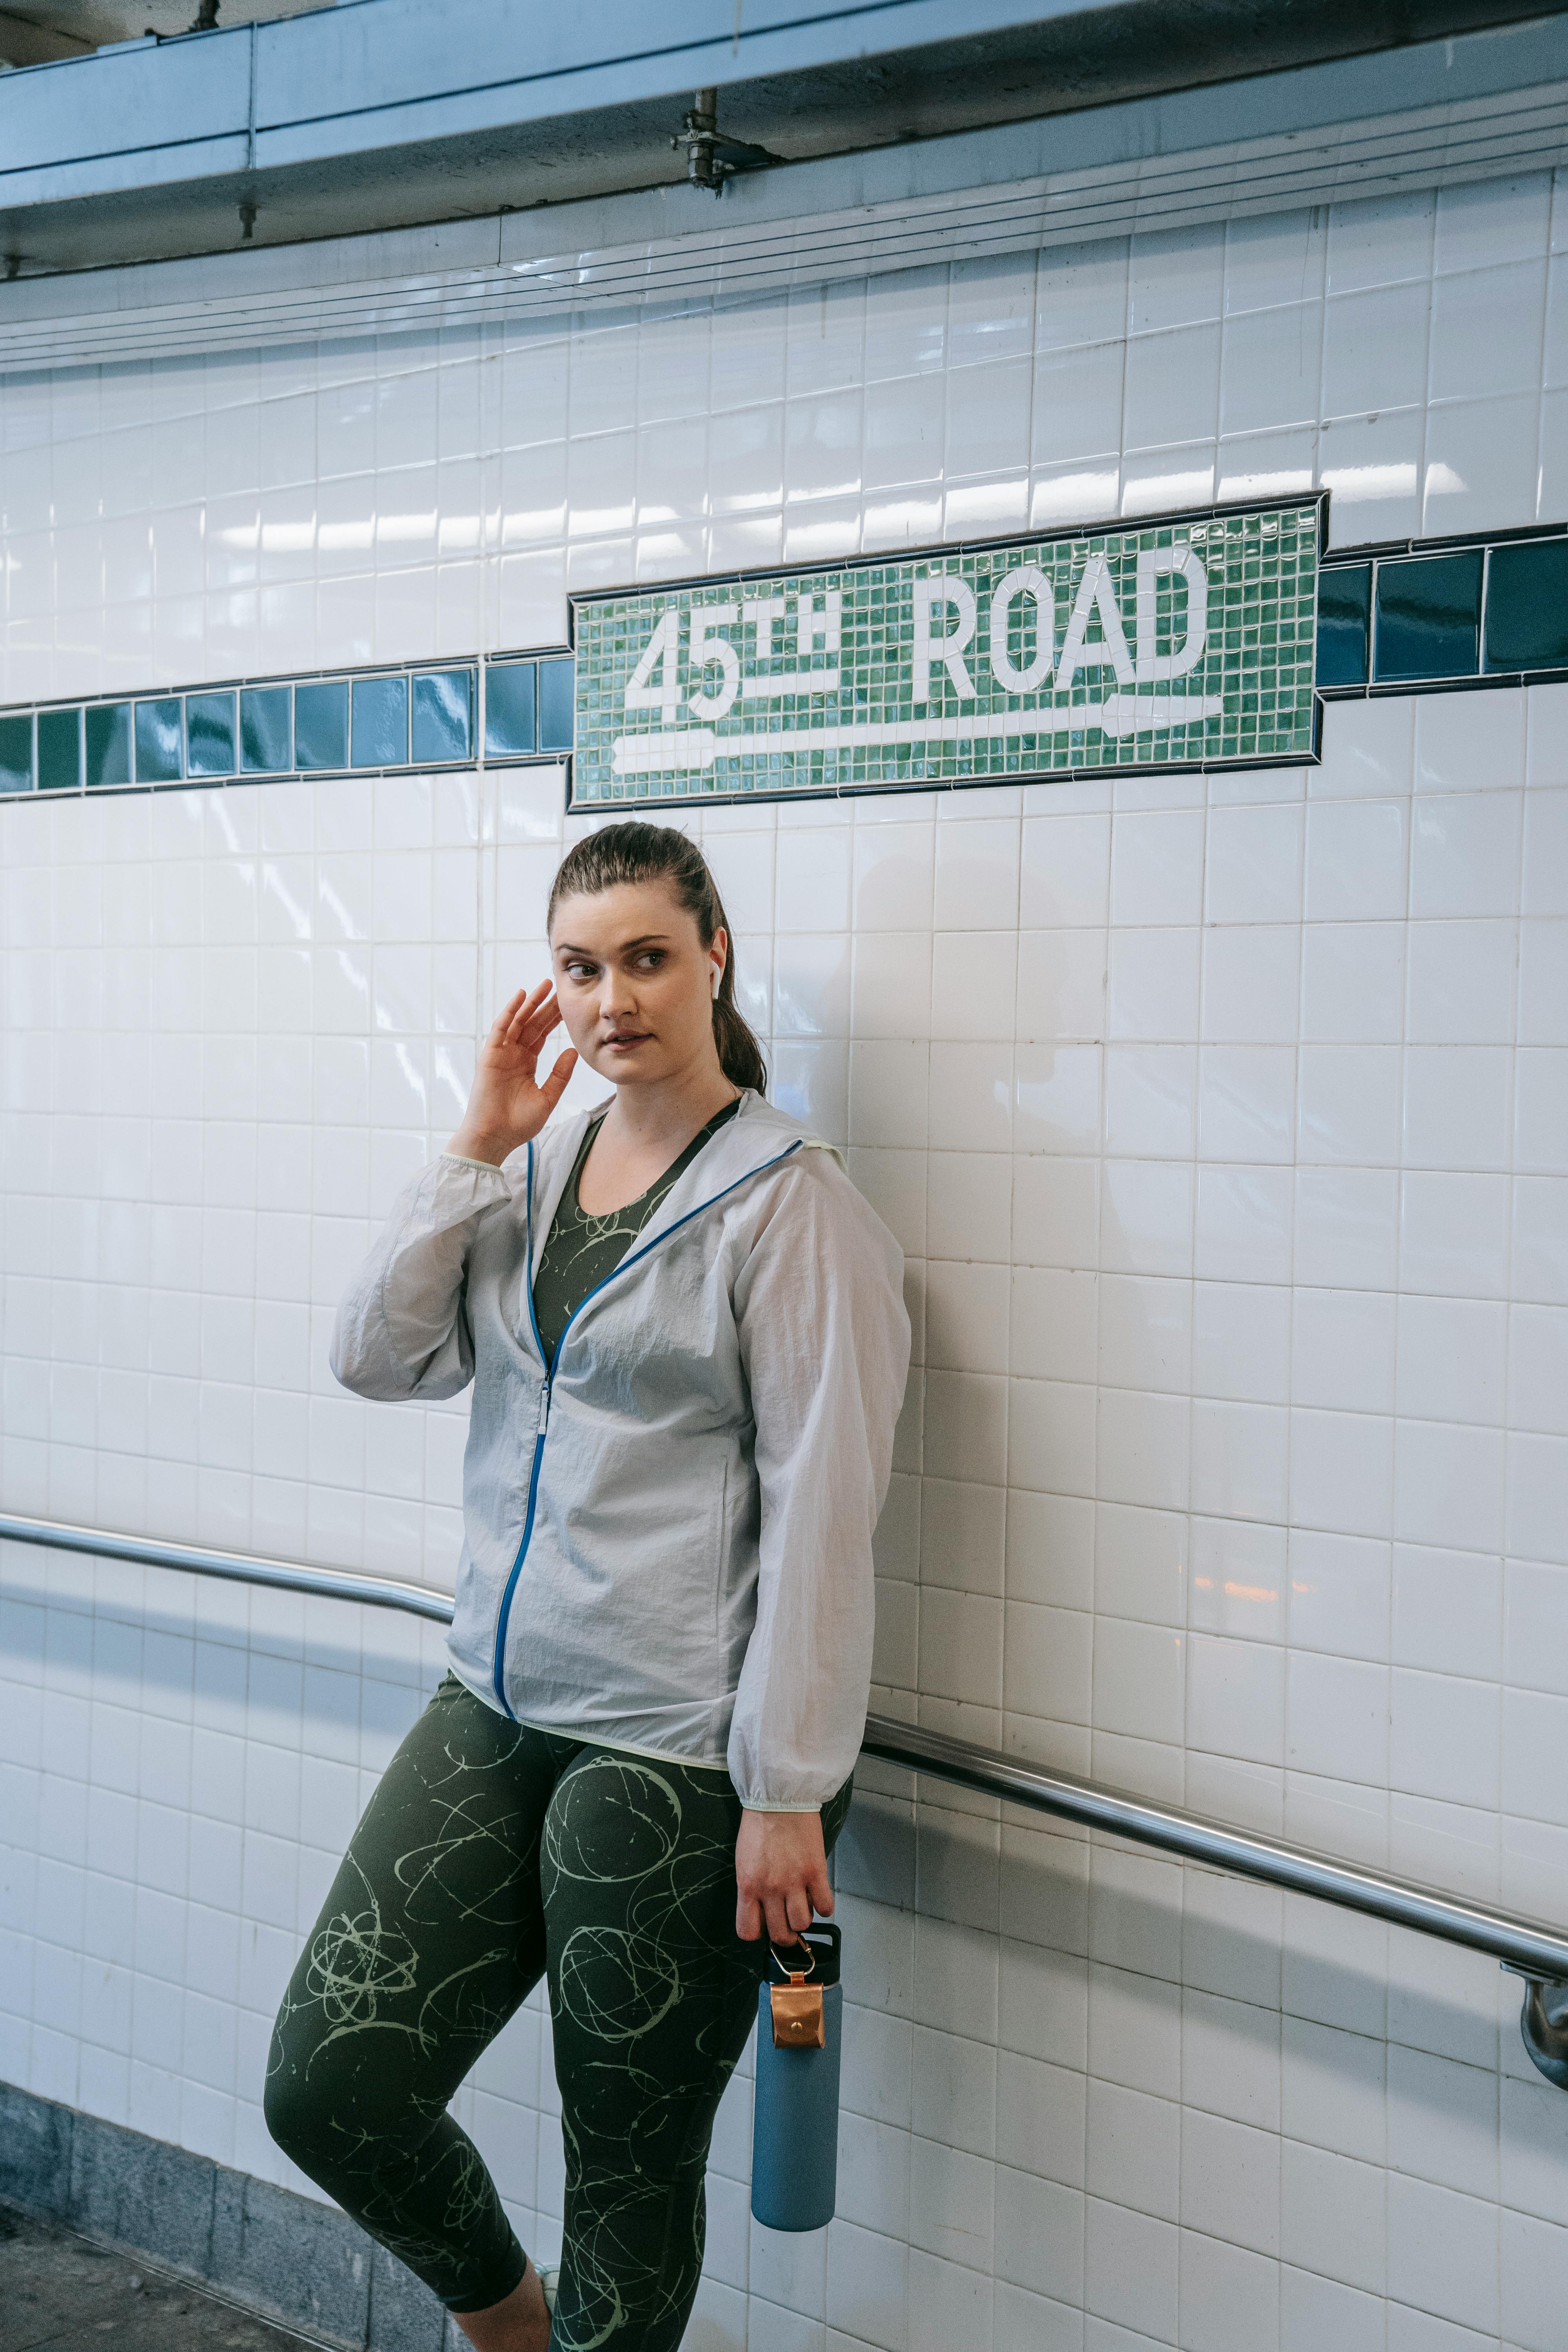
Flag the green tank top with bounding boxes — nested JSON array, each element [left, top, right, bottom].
[[532, 1097, 742, 1370]]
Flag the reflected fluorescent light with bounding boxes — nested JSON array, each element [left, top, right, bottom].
[[1122, 468, 1214, 516], [1319, 461, 1417, 501], [1218, 466, 1314, 501], [1423, 461, 1469, 497], [1030, 468, 1119, 528]]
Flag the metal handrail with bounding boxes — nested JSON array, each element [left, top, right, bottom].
[[4, 1507, 1565, 2089]]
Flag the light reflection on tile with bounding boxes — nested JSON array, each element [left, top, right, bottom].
[[4, 180, 1568, 2337]]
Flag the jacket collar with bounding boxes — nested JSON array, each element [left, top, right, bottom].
[[506, 1090, 829, 1276]]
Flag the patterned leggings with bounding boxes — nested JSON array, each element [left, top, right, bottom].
[[263, 1671, 851, 2347]]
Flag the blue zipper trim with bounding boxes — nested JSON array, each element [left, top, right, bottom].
[[521, 1137, 548, 1369], [485, 1130, 806, 1719], [492, 1430, 545, 1717], [491, 1138, 548, 1719]]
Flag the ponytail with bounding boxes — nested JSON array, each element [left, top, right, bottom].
[[546, 821, 768, 1095], [711, 977, 767, 1094]]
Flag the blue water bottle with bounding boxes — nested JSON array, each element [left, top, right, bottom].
[[751, 1922, 842, 2232]]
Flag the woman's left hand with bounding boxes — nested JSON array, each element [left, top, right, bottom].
[[735, 1809, 833, 1942]]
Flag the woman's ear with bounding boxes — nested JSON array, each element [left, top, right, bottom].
[[710, 927, 727, 998]]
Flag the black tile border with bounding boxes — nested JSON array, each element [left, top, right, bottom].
[[1318, 519, 1568, 701], [0, 2078, 458, 2352]]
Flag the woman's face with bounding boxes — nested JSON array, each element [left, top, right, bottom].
[[549, 880, 728, 1089]]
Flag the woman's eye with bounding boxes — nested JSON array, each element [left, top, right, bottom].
[[564, 962, 596, 981]]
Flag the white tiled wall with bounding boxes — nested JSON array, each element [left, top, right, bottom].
[[4, 171, 1568, 2352]]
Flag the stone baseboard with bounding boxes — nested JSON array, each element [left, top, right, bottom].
[[0, 2080, 459, 2352]]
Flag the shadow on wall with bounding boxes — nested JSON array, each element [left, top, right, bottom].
[[0, 1582, 1517, 2157], [837, 1783, 1521, 2125]]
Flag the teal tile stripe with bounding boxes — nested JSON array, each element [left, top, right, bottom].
[[1, 514, 1565, 805], [0, 658, 568, 797]]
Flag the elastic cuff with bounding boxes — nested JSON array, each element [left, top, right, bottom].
[[737, 1799, 834, 1815], [441, 1152, 509, 1174]]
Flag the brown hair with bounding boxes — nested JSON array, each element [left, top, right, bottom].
[[546, 820, 767, 1095]]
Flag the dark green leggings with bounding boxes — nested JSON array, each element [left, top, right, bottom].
[[263, 1671, 850, 2347]]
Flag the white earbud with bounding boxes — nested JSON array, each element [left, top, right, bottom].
[[711, 962, 723, 1000]]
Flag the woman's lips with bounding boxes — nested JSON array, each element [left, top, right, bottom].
[[604, 1031, 651, 1047]]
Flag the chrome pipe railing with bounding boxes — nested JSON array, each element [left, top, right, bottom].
[[0, 1511, 456, 1624], [5, 1508, 1565, 2091]]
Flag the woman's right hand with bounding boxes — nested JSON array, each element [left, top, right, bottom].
[[446, 982, 579, 1166]]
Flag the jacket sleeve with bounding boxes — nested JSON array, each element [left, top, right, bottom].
[[728, 1149, 912, 1810], [329, 1152, 512, 1403]]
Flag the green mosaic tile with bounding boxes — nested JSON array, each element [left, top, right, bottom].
[[570, 503, 1320, 802]]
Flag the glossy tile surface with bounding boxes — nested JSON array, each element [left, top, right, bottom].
[[4, 174, 1568, 2352]]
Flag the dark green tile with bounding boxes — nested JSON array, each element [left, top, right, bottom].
[[222, 2175, 371, 2346], [293, 680, 348, 771], [538, 656, 575, 753], [1374, 550, 1482, 682], [84, 704, 132, 789], [1316, 563, 1371, 688], [0, 711, 33, 792], [367, 2242, 450, 2352], [0, 2080, 74, 2212], [411, 668, 473, 765], [351, 674, 408, 768], [134, 698, 183, 784], [240, 687, 291, 774], [67, 2110, 216, 2282], [36, 708, 81, 793], [186, 691, 236, 778], [1484, 537, 1568, 673], [483, 661, 535, 758]]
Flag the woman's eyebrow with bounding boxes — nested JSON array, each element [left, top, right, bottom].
[[556, 933, 673, 955]]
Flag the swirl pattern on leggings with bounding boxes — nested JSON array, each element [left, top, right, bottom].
[[264, 1671, 850, 2348]]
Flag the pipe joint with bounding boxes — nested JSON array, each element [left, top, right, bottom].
[[672, 85, 781, 194], [1504, 1965, 1568, 2089]]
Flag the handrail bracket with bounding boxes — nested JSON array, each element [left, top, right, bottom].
[[1503, 1965, 1568, 2089]]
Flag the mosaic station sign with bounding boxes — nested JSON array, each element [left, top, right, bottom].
[[570, 499, 1322, 804]]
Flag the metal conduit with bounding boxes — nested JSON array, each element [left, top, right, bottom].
[[4, 1507, 1565, 2091]]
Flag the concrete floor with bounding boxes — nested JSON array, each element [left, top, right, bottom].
[[0, 2205, 314, 2352]]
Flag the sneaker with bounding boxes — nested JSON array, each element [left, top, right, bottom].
[[538, 2266, 560, 2315]]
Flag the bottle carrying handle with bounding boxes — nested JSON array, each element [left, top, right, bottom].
[[768, 1936, 826, 2049]]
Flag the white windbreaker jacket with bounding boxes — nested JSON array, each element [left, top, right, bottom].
[[329, 1091, 911, 1810]]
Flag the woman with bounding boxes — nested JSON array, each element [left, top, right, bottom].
[[264, 820, 911, 2352]]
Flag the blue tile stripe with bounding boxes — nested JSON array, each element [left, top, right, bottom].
[[1317, 522, 1568, 698], [0, 653, 575, 797]]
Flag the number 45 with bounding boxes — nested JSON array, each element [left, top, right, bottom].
[[624, 605, 739, 724]]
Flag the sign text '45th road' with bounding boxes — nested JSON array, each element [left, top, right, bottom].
[[570, 500, 1320, 804]]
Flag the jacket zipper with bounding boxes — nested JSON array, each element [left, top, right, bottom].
[[486, 1128, 805, 1719], [490, 1390, 548, 1715]]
